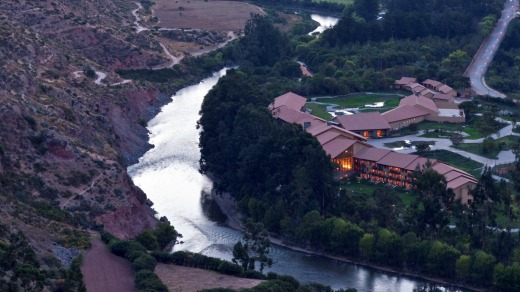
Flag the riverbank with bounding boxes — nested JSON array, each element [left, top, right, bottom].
[[210, 188, 484, 292]]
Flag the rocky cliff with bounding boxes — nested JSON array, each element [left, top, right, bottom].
[[0, 2, 178, 288]]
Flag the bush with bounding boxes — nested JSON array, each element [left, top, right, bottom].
[[243, 269, 266, 280], [135, 270, 168, 292], [217, 261, 244, 276], [135, 230, 159, 251], [109, 240, 131, 257], [125, 241, 148, 262], [132, 254, 157, 272]]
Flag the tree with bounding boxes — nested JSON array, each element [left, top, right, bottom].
[[415, 143, 430, 152], [359, 233, 375, 259], [135, 230, 159, 251], [450, 134, 464, 147], [232, 219, 272, 271], [154, 217, 178, 250], [455, 255, 471, 280], [354, 0, 380, 22], [494, 263, 520, 291]]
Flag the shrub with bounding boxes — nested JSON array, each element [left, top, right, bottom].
[[217, 261, 244, 276], [243, 269, 266, 280], [135, 230, 159, 251], [135, 270, 168, 292], [132, 254, 157, 272]]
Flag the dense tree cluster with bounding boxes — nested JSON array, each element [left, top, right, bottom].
[[199, 68, 336, 227], [322, 0, 503, 46], [196, 6, 520, 290]]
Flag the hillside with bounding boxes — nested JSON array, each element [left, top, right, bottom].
[[0, 0, 260, 289]]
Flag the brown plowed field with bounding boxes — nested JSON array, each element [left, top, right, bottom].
[[154, 0, 265, 31], [155, 263, 264, 291], [81, 239, 136, 292]]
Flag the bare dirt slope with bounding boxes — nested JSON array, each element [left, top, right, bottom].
[[155, 263, 264, 292], [81, 239, 136, 292], [154, 0, 265, 31]]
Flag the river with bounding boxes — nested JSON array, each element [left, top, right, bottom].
[[128, 67, 467, 291], [309, 14, 340, 35]]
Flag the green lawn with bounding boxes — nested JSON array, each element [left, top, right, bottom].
[[453, 135, 520, 160], [417, 150, 484, 177], [314, 93, 401, 109], [306, 103, 332, 120], [417, 121, 482, 140], [339, 179, 417, 207], [384, 140, 436, 149]]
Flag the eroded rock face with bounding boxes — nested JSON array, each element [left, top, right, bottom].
[[0, 0, 169, 271], [97, 191, 157, 239]]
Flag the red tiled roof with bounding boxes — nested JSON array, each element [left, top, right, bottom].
[[399, 94, 439, 114], [382, 104, 429, 123], [273, 105, 326, 130], [447, 176, 477, 189], [432, 93, 452, 101], [444, 170, 474, 182], [422, 79, 442, 88], [395, 77, 417, 86], [308, 124, 367, 141], [420, 88, 436, 97], [300, 64, 313, 77], [406, 82, 426, 92], [432, 163, 474, 178], [321, 136, 357, 158], [377, 152, 420, 169], [404, 157, 435, 171], [354, 147, 392, 161], [334, 112, 391, 131], [269, 92, 307, 111], [438, 84, 455, 94]]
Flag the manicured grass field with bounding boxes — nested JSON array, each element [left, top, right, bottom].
[[453, 135, 520, 159], [417, 121, 482, 140], [417, 150, 484, 176], [314, 93, 401, 109], [339, 179, 417, 207], [306, 103, 332, 120], [384, 140, 436, 149]]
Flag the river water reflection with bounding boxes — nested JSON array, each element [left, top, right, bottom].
[[309, 14, 340, 35], [128, 68, 466, 291]]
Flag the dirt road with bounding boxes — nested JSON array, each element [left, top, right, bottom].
[[81, 238, 136, 292]]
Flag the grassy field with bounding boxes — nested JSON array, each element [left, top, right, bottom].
[[418, 121, 482, 139], [453, 135, 520, 159], [314, 93, 401, 109], [306, 103, 332, 120], [384, 140, 436, 149], [339, 179, 417, 207], [417, 150, 484, 177]]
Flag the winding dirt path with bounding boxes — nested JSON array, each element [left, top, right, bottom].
[[152, 43, 182, 70]]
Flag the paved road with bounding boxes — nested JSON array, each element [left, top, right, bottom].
[[464, 0, 518, 98], [367, 121, 518, 167]]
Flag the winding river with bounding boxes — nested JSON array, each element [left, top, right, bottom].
[[127, 15, 466, 292]]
